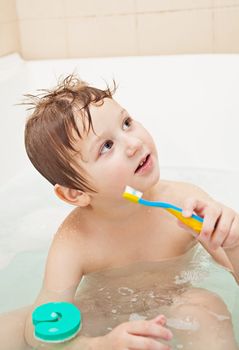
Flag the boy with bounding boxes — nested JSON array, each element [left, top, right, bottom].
[[6, 75, 239, 349]]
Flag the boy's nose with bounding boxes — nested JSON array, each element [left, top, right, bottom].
[[125, 137, 143, 157]]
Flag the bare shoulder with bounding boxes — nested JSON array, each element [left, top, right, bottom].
[[43, 207, 88, 291], [161, 179, 212, 204]]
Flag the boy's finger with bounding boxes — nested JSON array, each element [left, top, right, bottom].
[[199, 206, 220, 241], [222, 215, 239, 248], [153, 315, 166, 326], [128, 321, 173, 341], [182, 197, 198, 217], [127, 334, 171, 350], [210, 210, 234, 249], [182, 198, 208, 217]]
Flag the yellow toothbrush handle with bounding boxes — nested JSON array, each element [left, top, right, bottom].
[[166, 208, 202, 234]]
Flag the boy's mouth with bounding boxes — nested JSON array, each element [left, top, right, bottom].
[[134, 154, 151, 173]]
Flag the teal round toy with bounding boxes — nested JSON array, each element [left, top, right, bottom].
[[32, 302, 82, 343]]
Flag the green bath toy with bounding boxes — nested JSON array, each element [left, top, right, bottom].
[[32, 302, 82, 343]]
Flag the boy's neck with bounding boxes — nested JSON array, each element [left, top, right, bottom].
[[86, 182, 164, 225]]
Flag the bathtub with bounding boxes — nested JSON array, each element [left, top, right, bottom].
[[0, 53, 239, 344]]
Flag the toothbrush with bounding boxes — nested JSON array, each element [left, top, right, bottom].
[[123, 186, 203, 233]]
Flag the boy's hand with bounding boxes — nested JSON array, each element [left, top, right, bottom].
[[96, 315, 173, 350], [178, 197, 239, 250]]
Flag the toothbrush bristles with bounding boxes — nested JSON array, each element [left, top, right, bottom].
[[124, 186, 143, 199]]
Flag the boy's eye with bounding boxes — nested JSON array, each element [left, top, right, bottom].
[[122, 117, 132, 130], [100, 140, 114, 155]]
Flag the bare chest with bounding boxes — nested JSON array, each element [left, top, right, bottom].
[[83, 207, 195, 274]]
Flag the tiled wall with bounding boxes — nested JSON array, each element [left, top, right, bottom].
[[1, 0, 239, 59], [0, 0, 19, 57]]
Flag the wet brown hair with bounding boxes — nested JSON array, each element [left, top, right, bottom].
[[23, 74, 117, 192]]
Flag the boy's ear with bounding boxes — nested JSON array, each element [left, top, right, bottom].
[[54, 184, 91, 207]]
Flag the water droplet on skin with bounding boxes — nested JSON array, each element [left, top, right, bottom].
[[118, 287, 134, 295], [149, 291, 155, 298]]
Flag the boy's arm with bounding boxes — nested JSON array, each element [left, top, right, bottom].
[[25, 285, 101, 350], [24, 227, 98, 349], [200, 235, 239, 284], [222, 244, 239, 283], [178, 182, 239, 283]]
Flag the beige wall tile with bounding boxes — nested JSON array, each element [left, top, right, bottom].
[[213, 8, 239, 52], [136, 0, 213, 13], [0, 21, 19, 56], [64, 0, 135, 17], [137, 10, 213, 55], [0, 0, 17, 23], [16, 0, 65, 20], [213, 0, 239, 6], [19, 19, 67, 59], [3, 0, 237, 59], [67, 15, 137, 57]]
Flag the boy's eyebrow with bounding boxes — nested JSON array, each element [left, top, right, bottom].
[[89, 108, 127, 148]]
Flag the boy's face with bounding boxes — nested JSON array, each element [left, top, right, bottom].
[[74, 98, 160, 201]]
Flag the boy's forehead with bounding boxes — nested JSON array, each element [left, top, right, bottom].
[[76, 98, 125, 137], [89, 98, 123, 120]]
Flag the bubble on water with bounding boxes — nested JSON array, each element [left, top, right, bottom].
[[166, 317, 200, 331], [129, 313, 147, 321], [208, 310, 230, 321], [148, 291, 155, 298], [131, 297, 137, 302], [111, 309, 117, 314], [174, 269, 206, 285], [118, 287, 134, 295]]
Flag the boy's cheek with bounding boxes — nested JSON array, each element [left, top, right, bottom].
[[100, 169, 129, 191]]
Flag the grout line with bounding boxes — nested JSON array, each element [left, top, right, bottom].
[[12, 4, 239, 21], [63, 5, 239, 18]]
